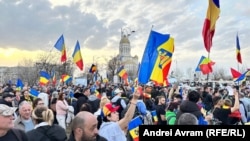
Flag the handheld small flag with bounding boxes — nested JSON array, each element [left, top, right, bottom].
[[89, 64, 97, 73], [16, 78, 24, 91], [151, 110, 158, 124], [128, 116, 143, 141], [39, 71, 51, 86], [29, 88, 39, 97]]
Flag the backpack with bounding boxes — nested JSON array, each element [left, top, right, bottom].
[[120, 104, 153, 125], [112, 97, 128, 116], [143, 110, 153, 125], [240, 100, 248, 118], [120, 103, 141, 119], [166, 114, 176, 125]]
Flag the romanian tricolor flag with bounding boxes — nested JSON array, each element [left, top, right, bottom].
[[51, 69, 56, 86], [234, 70, 249, 82], [16, 78, 24, 91], [89, 64, 97, 73], [195, 56, 215, 75], [202, 0, 220, 53], [151, 110, 158, 124], [29, 88, 39, 97], [72, 40, 84, 71], [230, 68, 242, 81], [236, 34, 242, 64], [39, 71, 51, 86], [138, 30, 174, 85], [128, 116, 143, 141], [117, 65, 128, 79], [95, 90, 102, 99], [61, 74, 72, 84], [54, 34, 67, 62]]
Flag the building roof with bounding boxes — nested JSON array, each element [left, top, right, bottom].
[[120, 35, 130, 44]]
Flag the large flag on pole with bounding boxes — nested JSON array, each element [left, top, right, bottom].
[[236, 34, 242, 64], [195, 55, 215, 75], [138, 30, 174, 85], [202, 0, 220, 53], [72, 40, 84, 71], [54, 34, 67, 63], [230, 68, 242, 81]]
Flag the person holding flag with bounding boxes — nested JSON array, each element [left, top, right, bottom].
[[98, 86, 142, 141]]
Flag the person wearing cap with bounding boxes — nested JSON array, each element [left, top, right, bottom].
[[98, 87, 141, 141], [0, 92, 16, 107], [0, 104, 28, 140], [111, 88, 127, 119], [143, 81, 156, 111]]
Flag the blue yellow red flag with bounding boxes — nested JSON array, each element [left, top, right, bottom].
[[151, 110, 158, 124], [54, 34, 67, 62], [202, 0, 220, 53], [39, 71, 51, 86], [117, 65, 128, 79], [16, 78, 24, 91], [128, 116, 143, 141], [234, 70, 249, 82], [195, 56, 215, 74], [89, 64, 97, 73], [236, 34, 242, 64], [230, 68, 242, 81], [72, 40, 84, 71], [29, 88, 39, 97], [138, 30, 174, 85]]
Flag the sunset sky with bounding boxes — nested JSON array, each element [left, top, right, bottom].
[[0, 0, 249, 76]]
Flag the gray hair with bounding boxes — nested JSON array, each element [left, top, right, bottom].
[[177, 113, 198, 125], [18, 101, 32, 110]]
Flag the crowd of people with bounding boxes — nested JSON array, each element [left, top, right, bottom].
[[0, 80, 250, 141]]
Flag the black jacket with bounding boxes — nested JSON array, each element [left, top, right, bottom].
[[26, 124, 67, 141], [175, 100, 203, 124], [68, 132, 107, 141]]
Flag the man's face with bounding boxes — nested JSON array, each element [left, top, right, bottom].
[[80, 116, 98, 141], [19, 104, 32, 120], [0, 115, 14, 130], [145, 86, 152, 93], [4, 97, 14, 102], [159, 98, 166, 105]]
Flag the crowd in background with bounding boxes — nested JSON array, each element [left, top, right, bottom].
[[1, 80, 250, 141]]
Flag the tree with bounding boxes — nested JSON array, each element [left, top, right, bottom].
[[107, 56, 119, 82], [17, 58, 37, 85]]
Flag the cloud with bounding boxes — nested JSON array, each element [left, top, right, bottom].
[[0, 0, 249, 73]]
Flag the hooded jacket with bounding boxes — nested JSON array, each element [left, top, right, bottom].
[[26, 124, 67, 141], [175, 100, 204, 125]]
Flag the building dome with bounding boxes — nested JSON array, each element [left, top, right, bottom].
[[120, 35, 130, 44]]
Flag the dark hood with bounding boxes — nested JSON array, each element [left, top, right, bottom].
[[37, 125, 67, 141], [176, 100, 202, 120]]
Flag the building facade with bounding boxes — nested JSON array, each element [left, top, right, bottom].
[[117, 31, 138, 80]]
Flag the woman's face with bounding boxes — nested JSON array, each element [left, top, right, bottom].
[[108, 111, 119, 122]]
